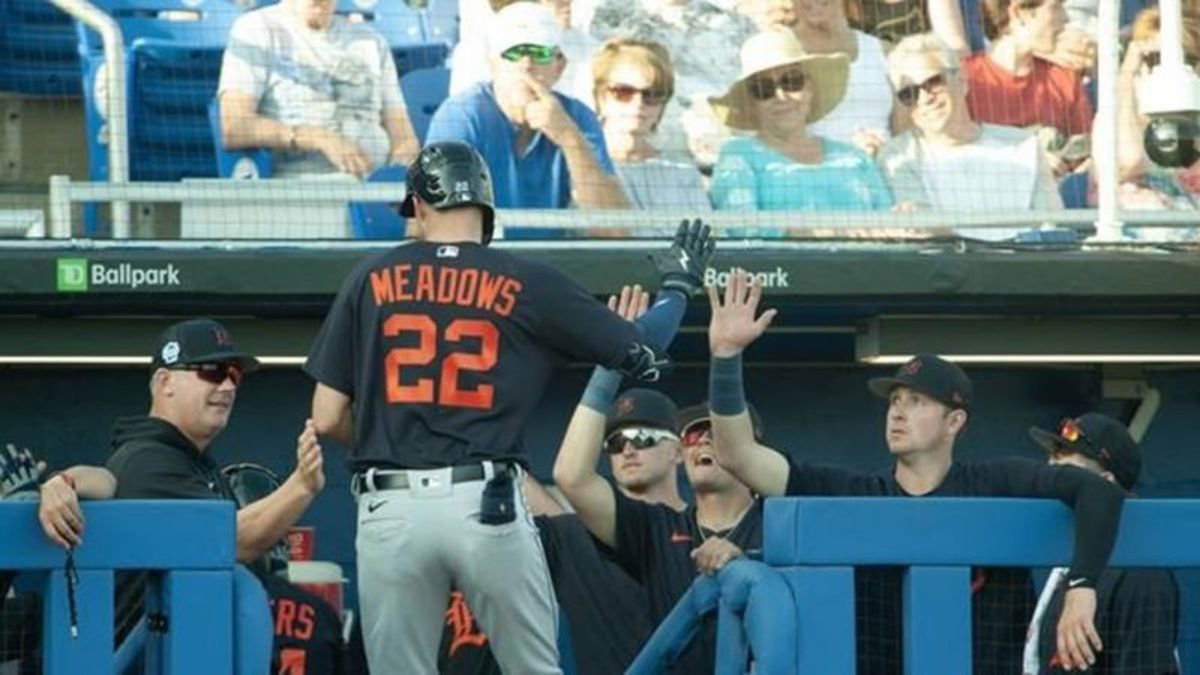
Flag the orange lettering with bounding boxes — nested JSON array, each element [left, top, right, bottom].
[[395, 264, 413, 302], [476, 272, 505, 312], [275, 598, 296, 637], [295, 603, 314, 641], [370, 268, 394, 306], [456, 269, 480, 307], [437, 267, 459, 304], [415, 265, 437, 303], [445, 591, 488, 656], [494, 279, 522, 317]]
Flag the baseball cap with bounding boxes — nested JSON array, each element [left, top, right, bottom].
[[605, 388, 679, 436], [867, 353, 972, 411], [150, 318, 260, 372], [676, 402, 764, 440], [1029, 413, 1141, 490], [489, 2, 563, 58]]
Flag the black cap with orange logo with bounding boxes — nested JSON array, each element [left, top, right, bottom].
[[867, 353, 973, 412]]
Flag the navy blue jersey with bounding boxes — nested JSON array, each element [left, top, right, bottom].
[[306, 242, 641, 469]]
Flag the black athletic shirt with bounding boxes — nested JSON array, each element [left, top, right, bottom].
[[306, 242, 641, 470], [258, 571, 346, 675], [612, 484, 764, 675], [1038, 568, 1179, 674], [785, 457, 1126, 675], [439, 514, 652, 675]]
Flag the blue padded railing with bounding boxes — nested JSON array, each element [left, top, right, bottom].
[[1, 500, 239, 675], [764, 498, 1200, 674]]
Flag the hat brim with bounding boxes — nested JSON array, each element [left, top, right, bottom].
[[1028, 426, 1090, 456], [709, 54, 850, 131], [867, 376, 903, 400]]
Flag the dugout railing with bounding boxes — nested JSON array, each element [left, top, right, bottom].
[[1, 500, 242, 675], [632, 498, 1200, 673]]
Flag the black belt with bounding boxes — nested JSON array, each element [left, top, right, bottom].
[[353, 462, 516, 492]]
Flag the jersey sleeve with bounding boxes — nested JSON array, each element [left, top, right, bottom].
[[784, 456, 889, 496], [106, 447, 214, 499], [523, 261, 640, 368], [304, 263, 365, 397], [978, 458, 1125, 583]]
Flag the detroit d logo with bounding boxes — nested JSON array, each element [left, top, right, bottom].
[[616, 396, 635, 417], [902, 359, 923, 376]]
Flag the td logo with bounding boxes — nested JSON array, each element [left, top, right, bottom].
[[57, 258, 88, 292]]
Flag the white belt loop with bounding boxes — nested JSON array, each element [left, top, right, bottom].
[[483, 461, 495, 481], [365, 467, 378, 493]]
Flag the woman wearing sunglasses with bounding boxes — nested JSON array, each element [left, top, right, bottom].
[[591, 38, 712, 212], [876, 33, 1061, 237], [708, 28, 893, 215]]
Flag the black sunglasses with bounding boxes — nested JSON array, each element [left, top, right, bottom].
[[748, 69, 807, 101], [170, 361, 244, 386], [603, 427, 678, 455], [896, 73, 948, 107]]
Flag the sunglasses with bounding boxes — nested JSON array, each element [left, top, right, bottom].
[[603, 427, 678, 455], [747, 69, 807, 101], [171, 361, 244, 387], [1143, 51, 1200, 70], [895, 73, 948, 107], [501, 44, 559, 66], [681, 420, 712, 447], [606, 83, 668, 106]]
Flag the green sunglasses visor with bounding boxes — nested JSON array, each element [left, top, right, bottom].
[[501, 44, 559, 65]]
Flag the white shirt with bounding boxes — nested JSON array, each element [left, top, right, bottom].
[[809, 31, 893, 144]]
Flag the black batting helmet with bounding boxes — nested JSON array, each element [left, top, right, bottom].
[[222, 462, 289, 575], [399, 142, 497, 245]]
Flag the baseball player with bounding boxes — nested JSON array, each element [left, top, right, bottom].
[[304, 141, 713, 674], [1025, 413, 1179, 675], [703, 271, 1127, 675]]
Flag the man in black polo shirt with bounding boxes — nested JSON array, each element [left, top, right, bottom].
[[704, 272, 1126, 674], [106, 318, 326, 640]]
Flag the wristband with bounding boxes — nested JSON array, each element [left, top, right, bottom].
[[580, 367, 622, 414], [709, 354, 747, 416], [1064, 574, 1095, 590]]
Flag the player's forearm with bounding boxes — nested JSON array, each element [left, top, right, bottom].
[[62, 466, 116, 500], [559, 131, 630, 209], [709, 354, 790, 496], [552, 404, 608, 493], [384, 106, 420, 165], [234, 476, 315, 563]]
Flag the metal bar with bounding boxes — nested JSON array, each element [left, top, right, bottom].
[[1094, 0, 1123, 239], [47, 0, 130, 237]]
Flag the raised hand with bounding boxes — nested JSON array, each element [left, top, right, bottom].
[[522, 73, 577, 144], [606, 284, 651, 322], [294, 419, 326, 495], [0, 443, 45, 498], [650, 219, 716, 296], [707, 269, 777, 357]]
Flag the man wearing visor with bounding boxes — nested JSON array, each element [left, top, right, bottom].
[[426, 2, 629, 209]]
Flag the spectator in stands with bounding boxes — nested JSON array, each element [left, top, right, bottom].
[[877, 34, 1062, 238], [592, 38, 712, 211], [1106, 8, 1200, 225], [218, 0, 421, 177], [105, 318, 325, 648], [554, 283, 763, 675], [705, 272, 1127, 675], [450, 0, 599, 106], [709, 29, 893, 214], [844, 0, 971, 52], [590, 0, 754, 166], [964, 0, 1094, 172], [1027, 413, 1179, 674], [426, 2, 629, 209], [738, 0, 896, 156]]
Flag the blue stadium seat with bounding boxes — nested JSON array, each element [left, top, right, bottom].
[[1059, 171, 1091, 209], [76, 0, 243, 184], [349, 164, 407, 240], [335, 0, 452, 74], [399, 66, 449, 144], [0, 0, 82, 96], [207, 97, 272, 178]]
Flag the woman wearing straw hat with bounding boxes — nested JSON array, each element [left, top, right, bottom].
[[709, 28, 893, 213]]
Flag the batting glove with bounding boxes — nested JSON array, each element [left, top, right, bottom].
[[650, 219, 715, 296]]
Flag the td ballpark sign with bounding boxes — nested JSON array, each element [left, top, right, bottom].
[[704, 266, 790, 289], [56, 258, 182, 292]]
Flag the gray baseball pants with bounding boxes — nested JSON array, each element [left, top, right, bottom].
[[354, 462, 562, 674]]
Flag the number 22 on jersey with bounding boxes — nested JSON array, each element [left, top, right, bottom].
[[383, 313, 499, 410]]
